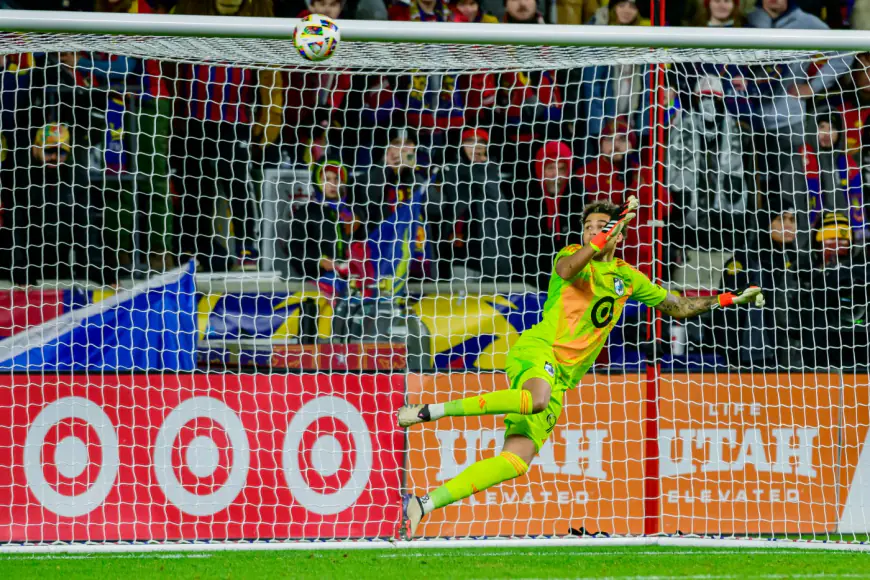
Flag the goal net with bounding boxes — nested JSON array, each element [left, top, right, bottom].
[[0, 14, 869, 549]]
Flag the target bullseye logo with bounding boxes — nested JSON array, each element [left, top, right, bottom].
[[24, 397, 119, 518], [154, 397, 250, 517], [283, 396, 373, 516]]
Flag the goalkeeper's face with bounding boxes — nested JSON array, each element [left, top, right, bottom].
[[583, 212, 623, 255]]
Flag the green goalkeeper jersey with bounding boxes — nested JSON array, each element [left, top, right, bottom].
[[517, 244, 669, 388]]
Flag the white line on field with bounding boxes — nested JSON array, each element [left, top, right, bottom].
[[507, 575, 870, 580], [0, 553, 213, 561], [374, 550, 843, 558]]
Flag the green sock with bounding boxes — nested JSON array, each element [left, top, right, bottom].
[[440, 389, 533, 417], [427, 452, 530, 511]]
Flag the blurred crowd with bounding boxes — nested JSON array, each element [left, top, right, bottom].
[[0, 0, 869, 368]]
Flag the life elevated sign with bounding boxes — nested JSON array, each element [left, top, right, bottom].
[[406, 372, 869, 536]]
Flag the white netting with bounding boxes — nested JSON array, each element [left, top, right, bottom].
[[0, 30, 868, 547], [0, 32, 834, 70]]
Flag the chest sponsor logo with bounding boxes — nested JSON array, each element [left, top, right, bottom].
[[591, 297, 616, 329]]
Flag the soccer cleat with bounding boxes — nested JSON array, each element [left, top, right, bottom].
[[399, 494, 425, 541], [397, 404, 431, 428]]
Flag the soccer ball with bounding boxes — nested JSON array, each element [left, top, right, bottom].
[[293, 14, 340, 62]]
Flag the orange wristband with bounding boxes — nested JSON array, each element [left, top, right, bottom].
[[718, 293, 735, 307]]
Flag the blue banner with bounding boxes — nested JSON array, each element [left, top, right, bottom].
[[0, 262, 197, 371]]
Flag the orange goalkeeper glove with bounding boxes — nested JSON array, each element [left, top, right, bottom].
[[714, 286, 766, 309], [588, 195, 639, 252]]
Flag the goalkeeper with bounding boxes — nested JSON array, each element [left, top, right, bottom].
[[396, 198, 765, 540]]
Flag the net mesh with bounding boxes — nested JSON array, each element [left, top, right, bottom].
[[0, 31, 868, 545]]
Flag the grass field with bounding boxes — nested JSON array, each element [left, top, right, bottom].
[[2, 546, 870, 579]]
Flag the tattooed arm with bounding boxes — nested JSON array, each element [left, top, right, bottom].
[[654, 287, 766, 320], [654, 293, 719, 320]]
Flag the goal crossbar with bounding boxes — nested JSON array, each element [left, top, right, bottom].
[[3, 9, 870, 51]]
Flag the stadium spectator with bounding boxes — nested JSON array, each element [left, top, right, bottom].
[[668, 75, 750, 250], [804, 211, 869, 368], [579, 116, 643, 206], [173, 0, 284, 272], [389, 0, 452, 20], [0, 54, 38, 282], [95, 0, 176, 273], [832, 52, 870, 159], [692, 0, 744, 26], [355, 129, 426, 224], [430, 128, 511, 280], [352, 128, 430, 291], [496, 65, 563, 178], [555, 0, 601, 24], [587, 0, 639, 24], [297, 0, 344, 17], [745, 0, 854, 245], [9, 124, 110, 286], [510, 140, 585, 290], [503, 0, 544, 22], [451, 0, 498, 21], [580, 0, 651, 144], [800, 108, 868, 243], [288, 158, 364, 296], [717, 200, 804, 368]]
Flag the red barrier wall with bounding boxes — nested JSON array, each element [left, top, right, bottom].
[[0, 373, 404, 542]]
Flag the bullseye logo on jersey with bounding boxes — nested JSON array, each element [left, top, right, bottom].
[[590, 297, 616, 328], [0, 374, 403, 542]]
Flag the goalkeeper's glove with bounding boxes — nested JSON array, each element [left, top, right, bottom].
[[588, 195, 639, 252], [713, 286, 766, 309]]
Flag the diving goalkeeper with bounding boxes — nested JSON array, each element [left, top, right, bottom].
[[396, 197, 765, 540]]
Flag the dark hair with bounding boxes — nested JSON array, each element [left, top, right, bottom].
[[583, 201, 619, 223]]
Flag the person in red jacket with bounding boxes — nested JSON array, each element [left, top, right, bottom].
[[578, 116, 655, 274], [578, 116, 640, 206], [509, 140, 586, 290]]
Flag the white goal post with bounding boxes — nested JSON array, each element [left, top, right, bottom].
[[1, 10, 869, 553]]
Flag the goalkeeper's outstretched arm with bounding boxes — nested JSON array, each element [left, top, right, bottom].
[[655, 287, 765, 319]]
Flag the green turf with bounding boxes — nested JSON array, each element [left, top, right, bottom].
[[2, 546, 870, 579]]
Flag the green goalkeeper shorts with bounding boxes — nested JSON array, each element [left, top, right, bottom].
[[503, 340, 571, 453]]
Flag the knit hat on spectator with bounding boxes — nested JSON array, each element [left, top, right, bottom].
[[35, 123, 71, 151], [816, 212, 852, 242], [460, 128, 489, 145], [316, 159, 349, 185], [534, 140, 574, 180], [807, 99, 844, 129], [766, 195, 796, 219]]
